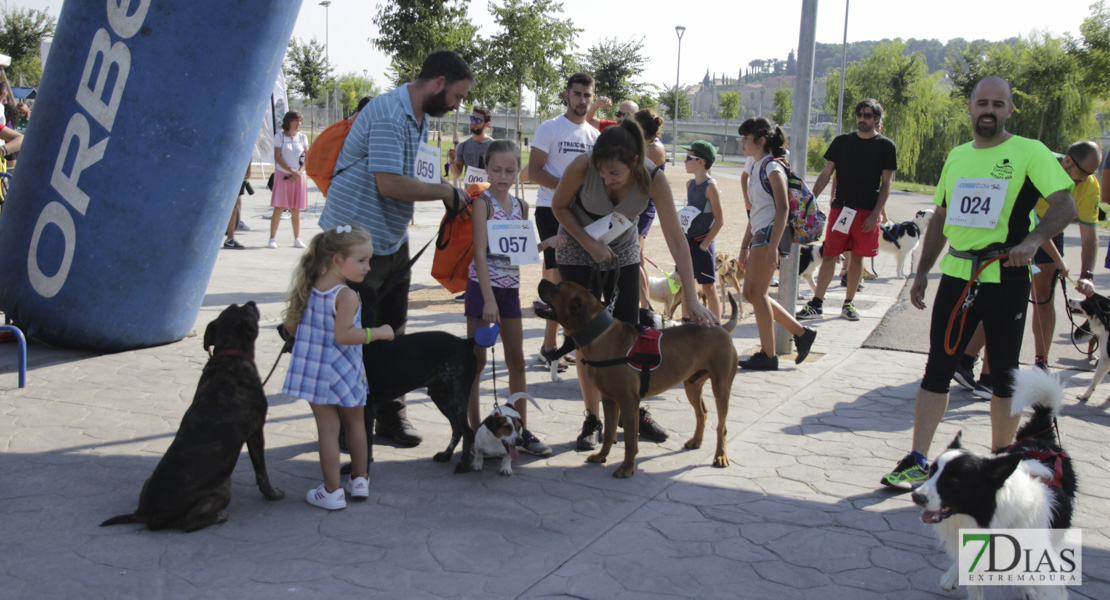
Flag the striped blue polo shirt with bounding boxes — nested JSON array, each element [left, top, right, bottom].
[[319, 83, 428, 255]]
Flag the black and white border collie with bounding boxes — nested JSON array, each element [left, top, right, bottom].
[[1068, 292, 1110, 402], [879, 209, 933, 278], [911, 368, 1077, 600]]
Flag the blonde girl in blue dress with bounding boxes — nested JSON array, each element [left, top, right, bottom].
[[282, 225, 394, 510]]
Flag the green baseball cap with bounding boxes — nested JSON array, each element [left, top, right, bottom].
[[682, 140, 717, 164]]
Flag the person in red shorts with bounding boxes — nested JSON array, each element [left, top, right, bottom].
[[796, 98, 897, 321]]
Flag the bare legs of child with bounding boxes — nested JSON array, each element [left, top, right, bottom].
[[307, 403, 367, 509]]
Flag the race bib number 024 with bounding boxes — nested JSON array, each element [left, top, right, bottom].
[[487, 221, 541, 265], [946, 178, 1008, 229], [414, 143, 441, 184]]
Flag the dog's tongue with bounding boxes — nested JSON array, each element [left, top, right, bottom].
[[505, 440, 519, 461], [921, 510, 944, 524]]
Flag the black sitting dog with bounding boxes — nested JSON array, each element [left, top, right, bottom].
[[101, 302, 285, 532]]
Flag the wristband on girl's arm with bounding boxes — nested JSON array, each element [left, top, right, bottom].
[[365, 327, 372, 344]]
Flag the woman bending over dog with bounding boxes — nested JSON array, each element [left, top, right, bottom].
[[551, 119, 717, 450]]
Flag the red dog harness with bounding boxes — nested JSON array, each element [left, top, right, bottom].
[[582, 326, 663, 398]]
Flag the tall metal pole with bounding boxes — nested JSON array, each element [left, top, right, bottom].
[[775, 0, 819, 356], [672, 26, 686, 166], [836, 0, 849, 136], [320, 1, 331, 126]]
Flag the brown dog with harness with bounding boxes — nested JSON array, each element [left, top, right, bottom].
[[537, 280, 739, 478]]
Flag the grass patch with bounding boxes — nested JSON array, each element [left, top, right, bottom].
[[891, 181, 936, 194]]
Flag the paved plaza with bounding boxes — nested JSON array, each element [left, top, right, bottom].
[[1, 175, 1107, 599]]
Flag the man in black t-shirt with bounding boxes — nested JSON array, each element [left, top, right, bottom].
[[796, 98, 898, 322]]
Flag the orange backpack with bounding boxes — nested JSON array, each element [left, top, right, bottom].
[[431, 183, 491, 294], [304, 118, 354, 196]]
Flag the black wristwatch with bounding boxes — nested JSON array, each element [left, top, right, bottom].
[[1081, 270, 1095, 280]]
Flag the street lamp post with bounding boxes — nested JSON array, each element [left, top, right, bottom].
[[836, 0, 850, 136], [362, 69, 367, 98], [672, 25, 686, 166], [320, 1, 331, 124]]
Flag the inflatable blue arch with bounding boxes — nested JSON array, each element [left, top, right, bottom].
[[0, 0, 302, 351]]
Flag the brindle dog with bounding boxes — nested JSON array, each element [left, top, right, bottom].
[[101, 302, 284, 532]]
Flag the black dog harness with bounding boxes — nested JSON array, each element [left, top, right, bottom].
[[880, 221, 919, 250]]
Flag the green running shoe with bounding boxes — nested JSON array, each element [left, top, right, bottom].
[[881, 454, 928, 489]]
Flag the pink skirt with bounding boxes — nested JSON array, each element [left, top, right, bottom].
[[270, 170, 309, 209]]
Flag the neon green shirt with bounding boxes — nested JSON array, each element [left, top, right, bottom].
[[934, 136, 1074, 283]]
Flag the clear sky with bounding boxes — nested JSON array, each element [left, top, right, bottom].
[[11, 0, 1098, 95]]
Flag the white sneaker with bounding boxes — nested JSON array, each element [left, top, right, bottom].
[[281, 209, 291, 220], [306, 484, 346, 510], [346, 476, 369, 499], [293, 238, 305, 249], [267, 238, 278, 249]]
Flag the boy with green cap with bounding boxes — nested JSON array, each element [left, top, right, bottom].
[[679, 140, 724, 320]]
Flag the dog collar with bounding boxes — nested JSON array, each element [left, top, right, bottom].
[[569, 309, 614, 349], [213, 349, 254, 361]]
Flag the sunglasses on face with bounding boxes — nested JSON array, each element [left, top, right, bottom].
[[685, 155, 702, 162], [469, 116, 485, 124], [1068, 152, 1096, 178], [856, 112, 875, 119], [615, 111, 626, 119]]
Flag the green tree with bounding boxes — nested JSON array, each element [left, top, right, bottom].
[[658, 84, 690, 121], [579, 37, 648, 111], [0, 6, 56, 87], [717, 91, 740, 159], [1070, 0, 1110, 97], [771, 88, 792, 125], [948, 33, 1099, 153], [634, 88, 658, 111], [285, 37, 334, 131], [487, 0, 579, 153], [372, 0, 478, 85], [337, 73, 381, 117]]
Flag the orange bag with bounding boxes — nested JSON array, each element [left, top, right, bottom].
[[304, 118, 354, 196], [431, 183, 490, 293]]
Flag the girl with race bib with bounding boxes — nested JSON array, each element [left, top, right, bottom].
[[467, 140, 563, 456], [737, 118, 817, 371]]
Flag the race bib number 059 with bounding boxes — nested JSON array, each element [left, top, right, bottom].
[[414, 142, 441, 184], [946, 178, 1008, 229]]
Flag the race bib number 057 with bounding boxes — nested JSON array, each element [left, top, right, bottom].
[[946, 178, 1008, 229], [414, 142, 441, 184], [487, 221, 541, 265]]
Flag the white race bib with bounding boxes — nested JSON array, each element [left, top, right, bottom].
[[464, 167, 488, 185], [832, 207, 857, 234], [583, 212, 635, 245], [945, 178, 1008, 229], [676, 205, 702, 235], [414, 142, 441, 184], [487, 220, 541, 265]]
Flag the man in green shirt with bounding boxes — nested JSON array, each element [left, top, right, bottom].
[[881, 76, 1077, 488]]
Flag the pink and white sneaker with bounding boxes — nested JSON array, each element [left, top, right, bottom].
[[346, 476, 370, 499], [306, 484, 346, 510]]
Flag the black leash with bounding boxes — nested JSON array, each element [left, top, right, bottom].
[[261, 236, 435, 387]]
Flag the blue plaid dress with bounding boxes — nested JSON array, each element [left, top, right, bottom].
[[282, 285, 368, 406]]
